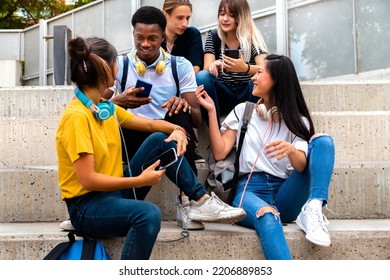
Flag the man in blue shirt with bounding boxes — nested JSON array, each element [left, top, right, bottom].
[[102, 6, 204, 230]]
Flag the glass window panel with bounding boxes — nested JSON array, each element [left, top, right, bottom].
[[289, 0, 354, 80], [256, 15, 277, 54], [356, 0, 390, 72]]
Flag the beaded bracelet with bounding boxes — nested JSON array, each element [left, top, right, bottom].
[[174, 126, 187, 135]]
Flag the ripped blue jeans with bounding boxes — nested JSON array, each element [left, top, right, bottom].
[[231, 135, 335, 260]]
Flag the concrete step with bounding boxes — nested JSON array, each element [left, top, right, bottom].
[[301, 80, 390, 112], [1, 82, 389, 117], [2, 82, 390, 167], [1, 220, 389, 260], [0, 167, 208, 223], [1, 164, 390, 223], [2, 112, 389, 167], [312, 111, 390, 163]]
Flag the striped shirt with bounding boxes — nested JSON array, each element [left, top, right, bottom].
[[204, 29, 266, 86]]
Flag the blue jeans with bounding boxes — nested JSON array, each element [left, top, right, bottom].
[[66, 132, 207, 260], [232, 135, 335, 260], [196, 70, 259, 126]]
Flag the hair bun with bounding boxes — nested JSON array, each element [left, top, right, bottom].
[[68, 37, 91, 60]]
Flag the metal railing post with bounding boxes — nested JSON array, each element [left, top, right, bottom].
[[39, 19, 48, 86], [276, 0, 288, 56]]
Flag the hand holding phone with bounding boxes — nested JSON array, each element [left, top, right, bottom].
[[224, 49, 240, 59], [142, 148, 178, 171], [135, 79, 153, 97]]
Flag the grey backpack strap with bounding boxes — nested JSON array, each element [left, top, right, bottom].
[[228, 102, 254, 202], [234, 101, 255, 174]]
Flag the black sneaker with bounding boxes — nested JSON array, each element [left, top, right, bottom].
[[194, 152, 205, 163]]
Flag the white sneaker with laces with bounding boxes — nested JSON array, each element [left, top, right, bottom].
[[188, 192, 246, 224], [177, 203, 205, 230], [296, 205, 331, 247], [59, 218, 75, 231]]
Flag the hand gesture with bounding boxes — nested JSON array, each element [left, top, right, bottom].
[[164, 128, 188, 156], [208, 60, 223, 77], [161, 96, 190, 117], [196, 85, 215, 113], [265, 140, 295, 161]]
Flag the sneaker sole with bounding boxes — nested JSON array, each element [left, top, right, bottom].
[[59, 224, 76, 231], [188, 211, 246, 224], [296, 216, 331, 247], [176, 219, 205, 230]]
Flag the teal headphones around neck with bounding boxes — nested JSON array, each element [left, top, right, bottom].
[[74, 87, 115, 121]]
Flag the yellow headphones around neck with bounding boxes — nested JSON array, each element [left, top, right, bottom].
[[133, 48, 167, 75]]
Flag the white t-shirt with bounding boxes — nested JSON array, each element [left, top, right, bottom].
[[221, 102, 309, 179]]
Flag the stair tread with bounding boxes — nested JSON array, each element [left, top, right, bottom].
[[1, 219, 390, 237]]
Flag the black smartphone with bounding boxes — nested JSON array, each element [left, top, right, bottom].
[[224, 49, 240, 59], [135, 79, 153, 97], [142, 148, 178, 171]]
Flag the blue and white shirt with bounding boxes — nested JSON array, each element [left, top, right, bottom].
[[113, 48, 197, 120]]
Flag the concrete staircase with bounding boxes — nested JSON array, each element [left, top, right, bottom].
[[1, 81, 390, 260]]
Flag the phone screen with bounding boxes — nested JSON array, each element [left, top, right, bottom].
[[142, 148, 178, 171], [135, 79, 153, 97], [224, 49, 240, 59]]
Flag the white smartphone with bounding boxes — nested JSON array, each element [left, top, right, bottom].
[[141, 148, 178, 171]]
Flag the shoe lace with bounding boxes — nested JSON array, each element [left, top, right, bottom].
[[209, 192, 229, 208], [181, 203, 191, 218], [309, 208, 330, 234]]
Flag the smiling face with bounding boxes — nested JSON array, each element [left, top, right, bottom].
[[133, 23, 165, 65], [251, 60, 275, 103], [218, 4, 238, 33], [165, 5, 192, 36]]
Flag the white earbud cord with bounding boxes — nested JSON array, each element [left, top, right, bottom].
[[115, 114, 188, 241], [113, 115, 137, 200]]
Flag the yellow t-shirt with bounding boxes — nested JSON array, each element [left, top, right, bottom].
[[56, 98, 133, 200]]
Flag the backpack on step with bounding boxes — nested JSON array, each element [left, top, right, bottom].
[[205, 102, 255, 204], [43, 231, 111, 260]]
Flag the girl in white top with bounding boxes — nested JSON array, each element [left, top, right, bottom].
[[196, 54, 335, 260]]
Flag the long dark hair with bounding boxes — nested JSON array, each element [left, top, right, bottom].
[[265, 54, 315, 141], [68, 37, 117, 92]]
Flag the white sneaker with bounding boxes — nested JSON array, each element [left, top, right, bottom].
[[177, 203, 205, 230], [188, 192, 246, 224], [296, 205, 331, 247], [59, 218, 75, 231]]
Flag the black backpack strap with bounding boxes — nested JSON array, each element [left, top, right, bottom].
[[80, 237, 97, 260], [43, 231, 76, 260], [120, 54, 129, 93], [211, 28, 221, 59], [171, 55, 180, 97]]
